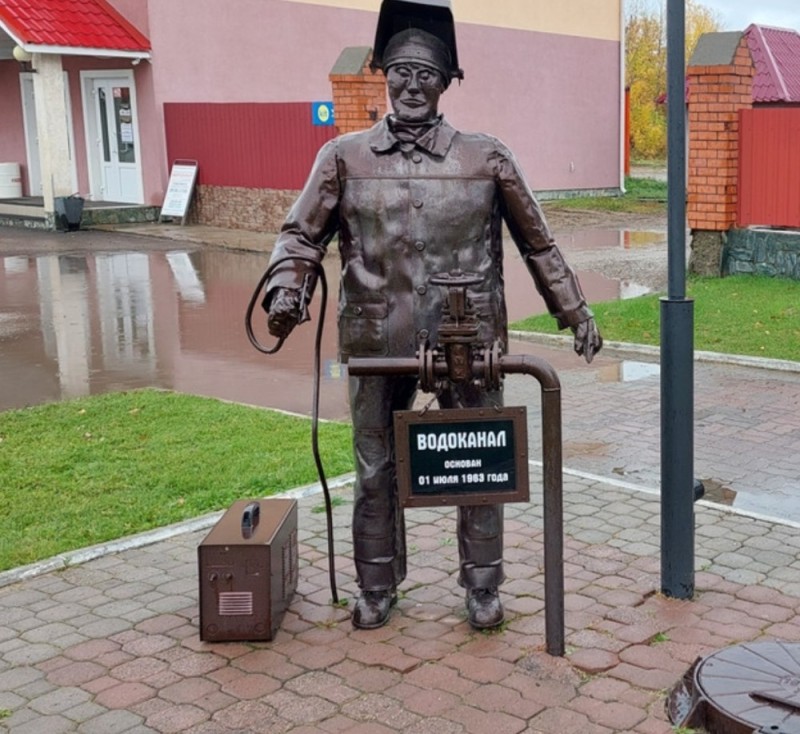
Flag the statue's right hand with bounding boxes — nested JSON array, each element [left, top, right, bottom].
[[267, 287, 303, 339]]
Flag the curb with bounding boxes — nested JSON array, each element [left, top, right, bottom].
[[3, 334, 798, 590], [509, 330, 800, 374], [7, 453, 800, 591], [0, 473, 355, 590]]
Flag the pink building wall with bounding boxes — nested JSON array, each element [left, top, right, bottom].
[[448, 23, 620, 191], [0, 67, 28, 189], [108, 0, 150, 37], [1, 0, 620, 210], [143, 0, 620, 193]]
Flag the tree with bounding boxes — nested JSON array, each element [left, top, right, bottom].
[[626, 0, 720, 160]]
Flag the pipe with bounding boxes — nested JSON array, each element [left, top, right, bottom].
[[500, 355, 564, 657], [348, 351, 565, 656]]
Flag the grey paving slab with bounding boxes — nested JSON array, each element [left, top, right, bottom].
[[3, 221, 800, 732], [0, 469, 799, 733]]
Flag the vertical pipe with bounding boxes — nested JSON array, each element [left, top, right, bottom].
[[661, 0, 695, 599], [542, 387, 564, 656], [620, 2, 629, 187], [624, 87, 631, 178], [498, 355, 564, 655]]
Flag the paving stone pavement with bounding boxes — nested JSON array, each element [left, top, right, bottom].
[[504, 334, 800, 525], [4, 223, 800, 731], [3, 465, 800, 733]]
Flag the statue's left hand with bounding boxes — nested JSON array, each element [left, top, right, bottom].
[[572, 318, 603, 364]]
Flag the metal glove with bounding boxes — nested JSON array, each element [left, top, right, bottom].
[[572, 318, 603, 364]]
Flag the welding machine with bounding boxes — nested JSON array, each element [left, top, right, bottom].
[[198, 498, 298, 642]]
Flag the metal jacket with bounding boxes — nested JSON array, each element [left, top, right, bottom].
[[267, 116, 592, 359]]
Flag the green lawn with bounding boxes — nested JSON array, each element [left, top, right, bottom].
[[0, 390, 353, 571], [546, 176, 667, 215], [5, 177, 799, 573], [512, 275, 800, 362]]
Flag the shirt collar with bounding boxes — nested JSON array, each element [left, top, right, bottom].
[[369, 115, 457, 157]]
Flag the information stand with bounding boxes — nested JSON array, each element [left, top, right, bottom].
[[394, 406, 529, 507], [160, 159, 198, 225]]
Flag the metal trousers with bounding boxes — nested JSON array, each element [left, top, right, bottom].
[[349, 374, 505, 592]]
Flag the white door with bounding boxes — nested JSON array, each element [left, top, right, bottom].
[[84, 73, 143, 203], [20, 72, 78, 197]]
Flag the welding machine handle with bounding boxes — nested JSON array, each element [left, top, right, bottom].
[[241, 502, 260, 539]]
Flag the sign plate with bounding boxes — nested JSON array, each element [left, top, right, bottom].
[[394, 406, 529, 508], [312, 101, 335, 126], [161, 160, 198, 223]]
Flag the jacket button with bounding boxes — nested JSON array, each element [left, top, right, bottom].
[[414, 240, 425, 251], [412, 153, 422, 163], [412, 199, 423, 208], [416, 285, 427, 295], [353, 306, 363, 315]]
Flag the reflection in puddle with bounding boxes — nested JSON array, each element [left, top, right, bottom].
[[623, 230, 666, 248], [3, 256, 28, 274], [619, 281, 651, 299], [0, 312, 26, 338], [95, 252, 156, 370], [699, 478, 737, 506], [554, 228, 665, 252], [0, 231, 663, 417], [166, 251, 206, 304], [598, 360, 660, 383], [0, 248, 349, 419]]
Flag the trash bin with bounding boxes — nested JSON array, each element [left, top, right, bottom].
[[54, 195, 84, 232]]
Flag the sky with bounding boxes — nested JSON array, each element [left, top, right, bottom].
[[701, 0, 800, 32]]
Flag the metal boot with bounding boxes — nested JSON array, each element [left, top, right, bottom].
[[466, 588, 504, 630]]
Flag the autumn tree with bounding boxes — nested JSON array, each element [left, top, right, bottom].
[[626, 0, 720, 160]]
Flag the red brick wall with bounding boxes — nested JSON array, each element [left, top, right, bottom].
[[686, 38, 754, 231], [330, 56, 387, 135]]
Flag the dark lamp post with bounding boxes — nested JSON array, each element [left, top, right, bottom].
[[661, 0, 695, 600]]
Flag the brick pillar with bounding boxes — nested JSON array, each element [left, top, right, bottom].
[[329, 46, 387, 135], [687, 39, 754, 231], [686, 36, 754, 274]]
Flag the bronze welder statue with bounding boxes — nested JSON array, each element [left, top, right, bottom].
[[264, 0, 602, 630]]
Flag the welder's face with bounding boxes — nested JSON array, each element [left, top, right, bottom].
[[386, 62, 445, 122]]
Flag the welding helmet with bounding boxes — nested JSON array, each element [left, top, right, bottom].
[[371, 0, 464, 87]]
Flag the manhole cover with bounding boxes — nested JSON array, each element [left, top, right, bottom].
[[667, 642, 800, 733]]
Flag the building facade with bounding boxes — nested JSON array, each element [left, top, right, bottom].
[[0, 0, 623, 230], [686, 24, 800, 278]]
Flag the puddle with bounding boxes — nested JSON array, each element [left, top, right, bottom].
[[699, 478, 737, 506], [554, 228, 666, 251], [0, 227, 666, 416], [6, 228, 800, 524], [597, 360, 660, 383]]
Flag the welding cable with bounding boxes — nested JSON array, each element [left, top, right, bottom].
[[245, 257, 339, 604]]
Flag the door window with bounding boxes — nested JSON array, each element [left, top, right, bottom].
[[98, 87, 111, 163], [113, 87, 136, 164]]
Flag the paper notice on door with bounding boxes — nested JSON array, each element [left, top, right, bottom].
[[120, 122, 134, 143]]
